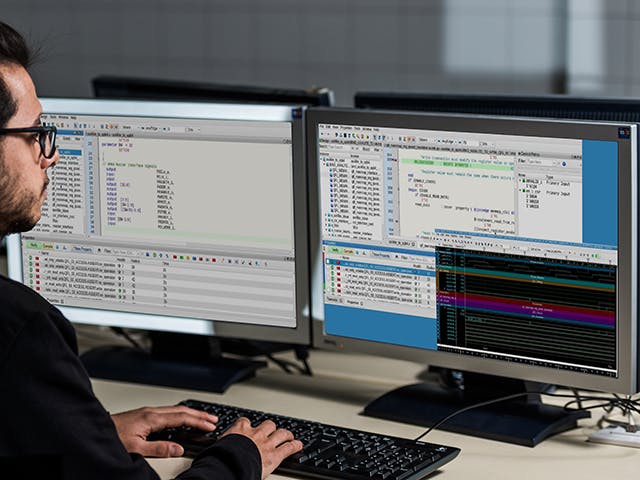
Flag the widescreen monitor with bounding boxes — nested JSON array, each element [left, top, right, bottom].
[[307, 107, 637, 446], [6, 98, 310, 392], [94, 75, 335, 107], [355, 91, 640, 390]]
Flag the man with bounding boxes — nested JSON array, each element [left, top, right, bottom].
[[0, 21, 302, 479]]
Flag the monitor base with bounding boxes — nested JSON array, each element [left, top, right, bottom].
[[363, 377, 590, 447], [81, 345, 266, 393]]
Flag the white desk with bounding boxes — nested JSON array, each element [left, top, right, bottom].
[[93, 351, 640, 480]]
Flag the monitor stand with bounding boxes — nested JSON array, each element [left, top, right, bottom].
[[81, 332, 267, 393], [362, 370, 590, 447]]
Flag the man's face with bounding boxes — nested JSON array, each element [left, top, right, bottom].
[[0, 63, 59, 237]]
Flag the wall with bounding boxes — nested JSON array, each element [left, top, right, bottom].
[[568, 0, 640, 96], [2, 0, 638, 105]]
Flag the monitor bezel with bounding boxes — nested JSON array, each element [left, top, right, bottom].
[[7, 98, 311, 346], [308, 107, 637, 395]]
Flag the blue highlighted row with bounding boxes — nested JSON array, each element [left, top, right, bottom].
[[57, 129, 84, 136], [59, 149, 83, 156]]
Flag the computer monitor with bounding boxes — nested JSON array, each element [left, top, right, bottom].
[[355, 91, 640, 399], [6, 98, 310, 392], [93, 75, 335, 107], [307, 107, 637, 446], [354, 91, 640, 122]]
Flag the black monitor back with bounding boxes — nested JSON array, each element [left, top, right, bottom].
[[94, 75, 334, 106], [354, 92, 640, 122]]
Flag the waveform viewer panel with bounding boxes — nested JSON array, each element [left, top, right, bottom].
[[436, 247, 616, 375]]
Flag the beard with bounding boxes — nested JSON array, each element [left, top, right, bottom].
[[0, 157, 46, 238]]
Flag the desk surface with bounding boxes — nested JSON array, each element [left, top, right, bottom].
[[93, 350, 640, 480]]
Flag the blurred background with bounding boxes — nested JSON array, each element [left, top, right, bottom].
[[3, 0, 639, 106]]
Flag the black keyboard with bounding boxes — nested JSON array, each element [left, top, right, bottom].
[[149, 399, 460, 480]]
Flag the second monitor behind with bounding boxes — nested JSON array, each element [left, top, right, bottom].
[[93, 75, 335, 107], [354, 91, 640, 123]]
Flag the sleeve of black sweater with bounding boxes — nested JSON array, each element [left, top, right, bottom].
[[177, 434, 261, 480], [0, 285, 261, 480]]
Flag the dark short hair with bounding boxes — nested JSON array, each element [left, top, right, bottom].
[[0, 22, 33, 128]]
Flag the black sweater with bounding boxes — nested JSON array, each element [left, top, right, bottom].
[[0, 274, 262, 480]]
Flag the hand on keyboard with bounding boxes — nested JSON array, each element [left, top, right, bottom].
[[148, 400, 461, 480], [111, 405, 219, 457], [222, 417, 304, 479]]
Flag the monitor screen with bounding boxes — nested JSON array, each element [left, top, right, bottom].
[[6, 99, 310, 347], [308, 108, 637, 397]]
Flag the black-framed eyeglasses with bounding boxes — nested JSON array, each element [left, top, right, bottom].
[[0, 124, 57, 159]]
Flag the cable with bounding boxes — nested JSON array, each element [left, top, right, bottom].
[[110, 327, 144, 351], [249, 343, 312, 376], [413, 390, 640, 442], [301, 357, 313, 376], [265, 353, 314, 376], [294, 346, 313, 376], [413, 391, 535, 442], [266, 353, 295, 374], [570, 388, 584, 410], [563, 393, 640, 415]]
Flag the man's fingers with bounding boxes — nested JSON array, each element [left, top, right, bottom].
[[136, 440, 184, 458], [235, 416, 252, 426], [146, 410, 217, 432], [268, 428, 295, 446], [255, 419, 277, 436], [172, 406, 219, 424], [151, 406, 218, 424], [277, 439, 304, 457], [221, 416, 252, 437], [261, 438, 304, 478], [269, 439, 303, 468]]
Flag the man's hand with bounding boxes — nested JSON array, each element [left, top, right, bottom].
[[111, 405, 218, 457], [222, 417, 303, 480]]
